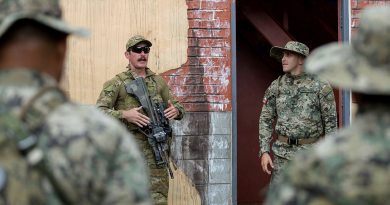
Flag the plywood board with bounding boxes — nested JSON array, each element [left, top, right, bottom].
[[60, 0, 188, 104]]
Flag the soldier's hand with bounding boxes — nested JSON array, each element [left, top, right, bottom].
[[164, 100, 179, 120], [122, 106, 150, 127], [261, 152, 274, 175]]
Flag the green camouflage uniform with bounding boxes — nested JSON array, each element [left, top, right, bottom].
[[0, 0, 151, 204], [266, 6, 390, 205], [96, 66, 185, 205], [259, 41, 338, 182], [0, 69, 152, 205]]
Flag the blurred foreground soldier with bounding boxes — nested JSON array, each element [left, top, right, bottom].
[[0, 1, 151, 204], [266, 6, 390, 205], [259, 41, 337, 184], [96, 35, 185, 205]]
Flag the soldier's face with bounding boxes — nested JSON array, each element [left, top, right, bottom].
[[281, 51, 304, 75], [125, 43, 149, 69]]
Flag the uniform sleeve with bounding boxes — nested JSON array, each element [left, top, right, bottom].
[[259, 80, 278, 156], [319, 81, 337, 135], [96, 77, 123, 119], [157, 76, 185, 120]]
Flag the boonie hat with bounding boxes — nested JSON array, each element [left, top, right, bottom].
[[304, 6, 390, 95], [126, 35, 152, 50], [0, 0, 88, 38], [270, 41, 309, 61]]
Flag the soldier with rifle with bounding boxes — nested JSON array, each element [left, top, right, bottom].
[[97, 35, 185, 205]]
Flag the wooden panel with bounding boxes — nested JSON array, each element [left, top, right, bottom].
[[60, 0, 188, 104], [168, 161, 201, 205]]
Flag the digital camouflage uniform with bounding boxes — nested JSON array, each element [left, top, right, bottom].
[[266, 6, 390, 205], [259, 41, 338, 183], [0, 69, 152, 205], [0, 1, 151, 204], [96, 65, 185, 205]]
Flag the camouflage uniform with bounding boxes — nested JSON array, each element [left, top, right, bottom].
[[0, 1, 151, 204], [259, 41, 337, 182], [0, 69, 152, 205], [266, 6, 390, 205], [97, 65, 185, 205]]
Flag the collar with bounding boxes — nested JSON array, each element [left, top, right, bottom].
[[0, 68, 57, 87], [286, 72, 309, 80], [125, 66, 156, 79]]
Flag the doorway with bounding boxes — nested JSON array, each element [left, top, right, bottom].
[[236, 1, 340, 204]]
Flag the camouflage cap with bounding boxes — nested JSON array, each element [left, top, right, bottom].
[[0, 0, 88, 38], [126, 35, 152, 51], [270, 41, 309, 61], [305, 6, 390, 95]]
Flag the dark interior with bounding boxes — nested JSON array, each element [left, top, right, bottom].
[[236, 1, 340, 204]]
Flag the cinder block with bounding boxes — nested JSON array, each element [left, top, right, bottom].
[[209, 159, 231, 183]]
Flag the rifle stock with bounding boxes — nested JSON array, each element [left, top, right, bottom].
[[125, 77, 174, 179]]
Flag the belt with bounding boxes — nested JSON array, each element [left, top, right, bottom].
[[278, 135, 321, 145]]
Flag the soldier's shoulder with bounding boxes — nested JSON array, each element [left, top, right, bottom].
[[46, 103, 138, 152], [267, 75, 283, 88]]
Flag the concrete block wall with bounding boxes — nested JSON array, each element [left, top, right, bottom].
[[162, 0, 233, 204]]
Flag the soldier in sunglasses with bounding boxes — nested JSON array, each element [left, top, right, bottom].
[[96, 35, 185, 205]]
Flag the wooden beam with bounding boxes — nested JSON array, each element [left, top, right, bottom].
[[242, 6, 293, 46]]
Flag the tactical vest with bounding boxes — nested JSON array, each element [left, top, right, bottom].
[[0, 86, 67, 205]]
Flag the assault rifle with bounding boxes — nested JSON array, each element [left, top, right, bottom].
[[125, 77, 174, 179]]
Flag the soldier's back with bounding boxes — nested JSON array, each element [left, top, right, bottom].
[[0, 69, 151, 205], [266, 105, 390, 205]]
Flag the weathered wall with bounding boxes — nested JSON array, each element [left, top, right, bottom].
[[61, 0, 233, 204], [60, 0, 188, 104], [166, 0, 233, 204]]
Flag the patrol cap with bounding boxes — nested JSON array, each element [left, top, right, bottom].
[[270, 41, 310, 61], [305, 6, 390, 95], [126, 35, 152, 51], [0, 0, 88, 38]]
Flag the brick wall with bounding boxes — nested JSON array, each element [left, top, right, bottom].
[[350, 0, 390, 34], [162, 0, 233, 204]]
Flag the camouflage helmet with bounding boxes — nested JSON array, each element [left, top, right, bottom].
[[0, 0, 88, 38], [126, 35, 152, 51], [270, 41, 309, 61], [305, 6, 390, 95]]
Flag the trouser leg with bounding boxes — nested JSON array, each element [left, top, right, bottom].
[[133, 132, 169, 205]]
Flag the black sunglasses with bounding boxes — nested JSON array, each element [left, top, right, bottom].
[[130, 46, 150, 54]]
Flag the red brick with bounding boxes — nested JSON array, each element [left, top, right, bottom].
[[355, 0, 369, 9], [176, 75, 204, 85], [188, 38, 199, 47], [202, 75, 229, 85], [215, 10, 230, 20], [198, 57, 227, 66], [198, 38, 230, 47], [178, 95, 207, 103], [189, 19, 201, 28], [206, 95, 230, 103], [187, 1, 201, 9], [351, 18, 360, 28], [212, 29, 230, 38], [183, 103, 210, 112], [351, 9, 361, 18], [188, 57, 200, 65], [189, 29, 213, 38], [199, 20, 230, 29], [188, 10, 215, 20], [200, 1, 230, 10], [196, 47, 229, 57]]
